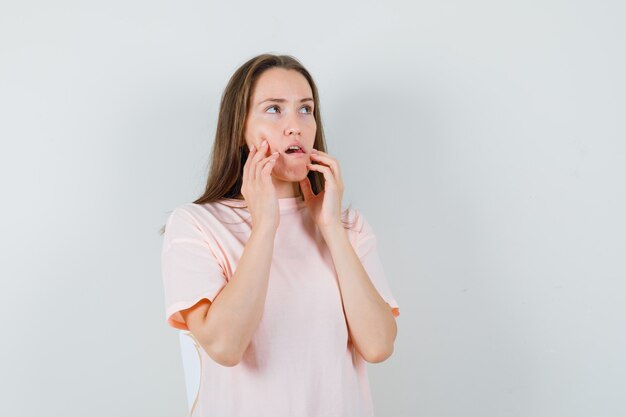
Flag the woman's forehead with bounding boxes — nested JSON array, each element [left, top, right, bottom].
[[252, 68, 313, 102]]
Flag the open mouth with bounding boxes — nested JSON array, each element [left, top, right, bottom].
[[284, 145, 306, 155]]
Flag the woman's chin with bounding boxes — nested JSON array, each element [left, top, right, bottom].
[[272, 165, 310, 182]]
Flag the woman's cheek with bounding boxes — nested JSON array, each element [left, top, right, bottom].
[[258, 130, 279, 150]]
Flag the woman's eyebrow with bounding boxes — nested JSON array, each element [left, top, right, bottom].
[[257, 97, 314, 105]]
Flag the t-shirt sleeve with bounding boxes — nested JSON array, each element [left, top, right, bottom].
[[354, 210, 400, 318], [161, 206, 228, 330]]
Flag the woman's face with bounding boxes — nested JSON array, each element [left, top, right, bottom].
[[244, 67, 316, 184]]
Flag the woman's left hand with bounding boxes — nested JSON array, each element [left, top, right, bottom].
[[299, 148, 344, 231]]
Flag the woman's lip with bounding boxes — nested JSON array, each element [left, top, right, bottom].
[[283, 151, 308, 158]]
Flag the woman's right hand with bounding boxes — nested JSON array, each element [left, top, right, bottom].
[[241, 139, 280, 232]]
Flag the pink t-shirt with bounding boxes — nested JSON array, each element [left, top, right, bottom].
[[161, 195, 400, 417]]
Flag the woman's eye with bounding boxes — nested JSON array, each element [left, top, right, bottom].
[[266, 105, 313, 114], [266, 105, 280, 113]]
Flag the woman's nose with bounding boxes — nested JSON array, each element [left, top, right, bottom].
[[285, 126, 301, 136], [283, 112, 303, 136]]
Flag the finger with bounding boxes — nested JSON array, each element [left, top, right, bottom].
[[307, 164, 336, 186], [299, 175, 315, 200], [261, 154, 277, 181], [255, 152, 278, 182], [252, 141, 271, 184], [310, 153, 341, 178], [250, 141, 269, 181], [243, 145, 255, 182], [254, 140, 269, 162]]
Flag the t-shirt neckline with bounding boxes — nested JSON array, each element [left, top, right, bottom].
[[220, 195, 306, 212]]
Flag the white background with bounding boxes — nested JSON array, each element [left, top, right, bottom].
[[1, 1, 625, 416]]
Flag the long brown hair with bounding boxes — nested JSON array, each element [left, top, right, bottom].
[[160, 53, 355, 235]]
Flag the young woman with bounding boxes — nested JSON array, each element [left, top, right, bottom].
[[161, 53, 400, 417]]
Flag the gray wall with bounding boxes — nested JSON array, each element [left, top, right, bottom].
[[1, 1, 624, 416]]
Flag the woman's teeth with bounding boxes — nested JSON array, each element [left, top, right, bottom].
[[285, 146, 305, 154]]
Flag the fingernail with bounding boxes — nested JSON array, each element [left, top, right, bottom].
[[262, 139, 268, 146]]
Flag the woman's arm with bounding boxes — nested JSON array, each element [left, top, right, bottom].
[[185, 223, 277, 367], [301, 149, 397, 362], [321, 224, 398, 363]]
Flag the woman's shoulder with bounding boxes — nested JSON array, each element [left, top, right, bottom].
[[171, 198, 247, 217], [164, 201, 229, 232], [163, 202, 208, 233], [164, 199, 250, 241], [167, 201, 206, 221]]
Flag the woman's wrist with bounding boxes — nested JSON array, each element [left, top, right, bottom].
[[251, 222, 278, 237]]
